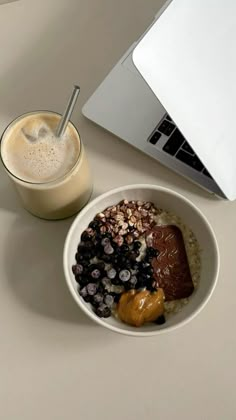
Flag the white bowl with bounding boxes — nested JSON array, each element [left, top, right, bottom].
[[63, 184, 219, 337]]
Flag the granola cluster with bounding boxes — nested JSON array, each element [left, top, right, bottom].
[[93, 199, 160, 246]]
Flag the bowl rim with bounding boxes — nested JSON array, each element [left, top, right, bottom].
[[63, 184, 220, 337]]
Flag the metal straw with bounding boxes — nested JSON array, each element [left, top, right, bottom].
[[56, 85, 80, 137]]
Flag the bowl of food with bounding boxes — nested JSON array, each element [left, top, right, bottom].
[[63, 184, 219, 336]]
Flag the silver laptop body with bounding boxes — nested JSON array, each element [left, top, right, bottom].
[[83, 0, 235, 199]]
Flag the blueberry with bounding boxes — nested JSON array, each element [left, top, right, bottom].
[[107, 268, 117, 280], [75, 274, 82, 284], [104, 244, 114, 255], [125, 260, 132, 270], [81, 259, 90, 268], [89, 220, 100, 230], [95, 244, 104, 258], [96, 262, 105, 271], [145, 277, 155, 291], [76, 253, 87, 263], [77, 244, 85, 255], [125, 275, 138, 290], [88, 264, 99, 272], [98, 232, 112, 242], [155, 315, 166, 325], [111, 277, 121, 285], [105, 232, 113, 240], [115, 246, 123, 255], [79, 286, 88, 298], [104, 294, 114, 307], [86, 248, 97, 259], [133, 241, 142, 250], [95, 233, 103, 242], [120, 244, 130, 254], [75, 273, 87, 283], [119, 269, 131, 282], [111, 241, 118, 250], [112, 293, 121, 303], [95, 303, 111, 318], [139, 261, 150, 271], [77, 243, 86, 255], [144, 255, 154, 263], [102, 254, 112, 263], [77, 276, 90, 287], [116, 255, 127, 268], [111, 256, 119, 266], [129, 275, 138, 288], [83, 240, 95, 249], [81, 231, 91, 242], [146, 247, 158, 258], [149, 285, 157, 292], [93, 293, 104, 305], [129, 251, 139, 261], [144, 266, 154, 276], [137, 273, 148, 288], [87, 283, 98, 296], [90, 269, 101, 280], [77, 245, 90, 256], [101, 237, 110, 246], [131, 261, 139, 271], [115, 255, 132, 269], [72, 264, 83, 276]]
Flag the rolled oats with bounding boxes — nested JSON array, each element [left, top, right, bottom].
[[130, 215, 136, 224], [119, 229, 128, 236], [127, 208, 132, 218], [137, 200, 144, 206], [136, 220, 143, 232], [114, 214, 123, 221], [126, 234, 134, 245], [121, 222, 129, 230], [143, 202, 152, 210], [100, 225, 107, 234], [134, 210, 141, 219], [113, 235, 124, 246], [140, 209, 148, 217]]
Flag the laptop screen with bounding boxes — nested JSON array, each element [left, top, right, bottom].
[[133, 0, 236, 200]]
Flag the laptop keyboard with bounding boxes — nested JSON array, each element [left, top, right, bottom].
[[149, 114, 212, 178]]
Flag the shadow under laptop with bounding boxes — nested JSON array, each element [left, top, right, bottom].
[[82, 117, 220, 202]]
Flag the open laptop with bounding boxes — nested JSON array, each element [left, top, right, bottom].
[[83, 0, 236, 200]]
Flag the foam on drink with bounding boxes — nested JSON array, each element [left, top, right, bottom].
[[1, 113, 80, 183]]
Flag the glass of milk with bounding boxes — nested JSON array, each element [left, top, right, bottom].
[[0, 111, 93, 220]]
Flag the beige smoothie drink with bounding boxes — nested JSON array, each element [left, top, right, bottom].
[[0, 111, 92, 219]]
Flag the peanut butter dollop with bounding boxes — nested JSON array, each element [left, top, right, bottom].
[[117, 288, 165, 327]]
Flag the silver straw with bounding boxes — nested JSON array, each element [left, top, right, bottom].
[[56, 85, 80, 137]]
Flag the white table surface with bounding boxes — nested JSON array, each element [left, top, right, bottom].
[[0, 1, 235, 419]]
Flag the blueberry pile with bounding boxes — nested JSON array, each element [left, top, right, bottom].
[[72, 219, 159, 318]]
